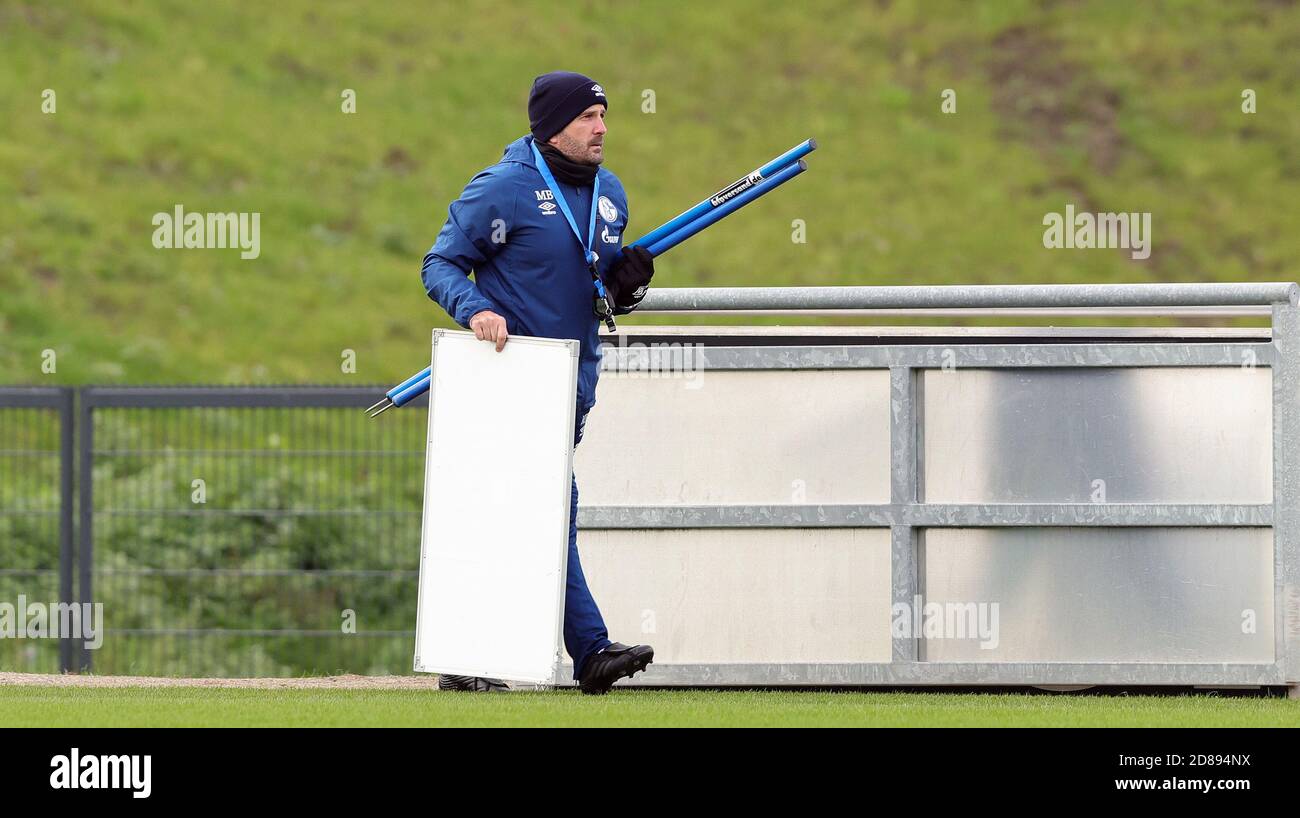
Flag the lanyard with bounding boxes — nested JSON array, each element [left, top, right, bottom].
[[531, 141, 601, 268], [531, 141, 616, 330]]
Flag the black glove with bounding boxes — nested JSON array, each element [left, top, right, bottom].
[[605, 245, 654, 313]]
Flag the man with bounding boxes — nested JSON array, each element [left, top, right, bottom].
[[421, 71, 656, 695]]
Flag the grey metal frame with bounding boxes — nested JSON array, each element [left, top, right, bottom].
[[558, 283, 1299, 687]]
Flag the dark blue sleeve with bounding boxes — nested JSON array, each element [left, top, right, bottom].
[[421, 168, 514, 329]]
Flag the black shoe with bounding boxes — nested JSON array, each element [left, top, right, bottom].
[[578, 642, 654, 695], [437, 674, 509, 692]]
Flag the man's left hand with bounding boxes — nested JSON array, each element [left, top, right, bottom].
[[606, 245, 655, 307]]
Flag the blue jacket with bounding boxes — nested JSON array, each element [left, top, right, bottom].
[[421, 135, 637, 412]]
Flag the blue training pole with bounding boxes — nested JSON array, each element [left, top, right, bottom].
[[368, 142, 815, 416], [629, 139, 815, 252], [644, 159, 807, 257]]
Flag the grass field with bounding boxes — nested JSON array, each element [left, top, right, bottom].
[[2, 685, 1297, 728], [2, 1, 1298, 384]]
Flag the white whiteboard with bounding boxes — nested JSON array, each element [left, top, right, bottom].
[[413, 329, 579, 684]]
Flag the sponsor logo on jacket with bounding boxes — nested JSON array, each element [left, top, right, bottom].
[[597, 195, 619, 224]]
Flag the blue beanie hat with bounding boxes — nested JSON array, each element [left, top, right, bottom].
[[528, 71, 607, 142]]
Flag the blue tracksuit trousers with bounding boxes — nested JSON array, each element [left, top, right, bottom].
[[565, 405, 612, 680]]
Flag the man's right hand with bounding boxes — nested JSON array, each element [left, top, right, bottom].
[[469, 310, 509, 352]]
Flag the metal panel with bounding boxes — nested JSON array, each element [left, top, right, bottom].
[[574, 370, 891, 505], [922, 368, 1272, 504], [577, 528, 892, 664], [920, 527, 1275, 663]]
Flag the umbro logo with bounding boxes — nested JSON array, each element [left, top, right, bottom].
[[591, 84, 605, 97], [538, 201, 557, 215]]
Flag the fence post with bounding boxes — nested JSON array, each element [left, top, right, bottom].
[[58, 389, 76, 673], [1272, 304, 1300, 691], [76, 390, 94, 673]]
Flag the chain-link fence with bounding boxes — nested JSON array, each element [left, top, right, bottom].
[[0, 388, 73, 674], [0, 386, 428, 677]]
